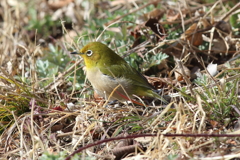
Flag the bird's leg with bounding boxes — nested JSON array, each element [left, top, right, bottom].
[[107, 100, 118, 105], [154, 89, 163, 94]]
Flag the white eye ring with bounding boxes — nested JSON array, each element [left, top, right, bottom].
[[86, 50, 93, 56]]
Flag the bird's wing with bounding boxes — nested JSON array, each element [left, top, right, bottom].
[[99, 63, 154, 90]]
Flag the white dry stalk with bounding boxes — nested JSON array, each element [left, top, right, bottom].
[[193, 94, 206, 133], [151, 102, 174, 128], [96, 20, 121, 42], [72, 122, 96, 151]]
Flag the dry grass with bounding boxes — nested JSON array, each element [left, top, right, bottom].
[[0, 0, 240, 159]]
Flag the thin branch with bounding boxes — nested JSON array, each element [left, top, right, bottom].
[[65, 133, 240, 160]]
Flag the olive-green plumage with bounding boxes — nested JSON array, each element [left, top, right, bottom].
[[72, 42, 166, 104]]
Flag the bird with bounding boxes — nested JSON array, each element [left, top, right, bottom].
[[71, 42, 167, 105]]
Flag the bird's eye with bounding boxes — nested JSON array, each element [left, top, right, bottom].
[[86, 50, 93, 57]]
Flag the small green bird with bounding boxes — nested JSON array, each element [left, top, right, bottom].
[[71, 42, 166, 105]]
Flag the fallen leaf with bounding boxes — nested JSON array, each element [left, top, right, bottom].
[[212, 38, 227, 54], [167, 9, 181, 22], [145, 18, 166, 41], [146, 76, 169, 89], [181, 23, 203, 47], [207, 62, 218, 76], [48, 0, 74, 10], [174, 61, 191, 82], [167, 9, 187, 22], [209, 120, 218, 128], [145, 8, 165, 21]]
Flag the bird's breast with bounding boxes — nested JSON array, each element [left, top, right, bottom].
[[86, 67, 132, 100]]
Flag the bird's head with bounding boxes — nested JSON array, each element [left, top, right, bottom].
[[71, 42, 124, 68]]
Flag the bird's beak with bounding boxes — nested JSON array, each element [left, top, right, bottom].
[[71, 51, 80, 55]]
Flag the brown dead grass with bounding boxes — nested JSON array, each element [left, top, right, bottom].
[[0, 0, 240, 159]]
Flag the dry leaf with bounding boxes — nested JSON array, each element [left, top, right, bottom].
[[207, 62, 218, 76], [209, 120, 218, 128], [174, 61, 191, 82], [201, 18, 212, 29], [61, 30, 78, 44], [167, 9, 180, 22], [112, 135, 143, 160], [48, 0, 74, 10], [145, 8, 165, 21], [212, 38, 227, 54], [181, 23, 203, 47], [157, 59, 170, 76], [146, 76, 169, 89], [214, 20, 232, 36], [167, 9, 187, 22], [145, 18, 166, 41], [110, 0, 137, 6]]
